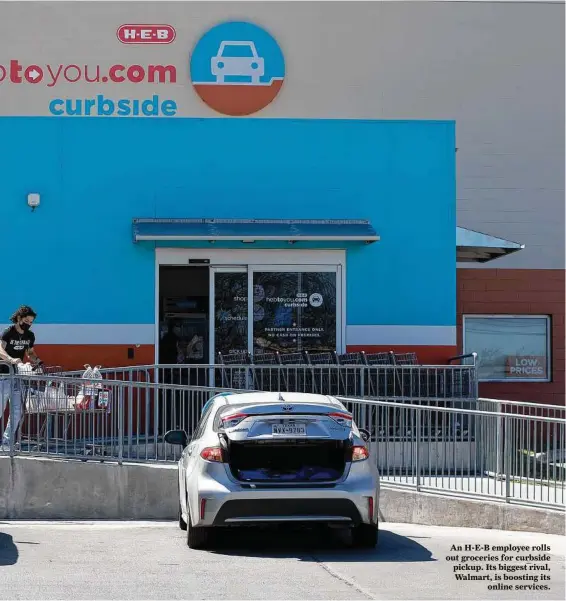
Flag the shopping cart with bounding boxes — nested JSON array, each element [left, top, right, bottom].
[[17, 363, 114, 457]]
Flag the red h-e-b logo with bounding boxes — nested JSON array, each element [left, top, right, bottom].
[[117, 24, 176, 44]]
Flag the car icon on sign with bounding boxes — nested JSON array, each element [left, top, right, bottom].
[[211, 41, 265, 84]]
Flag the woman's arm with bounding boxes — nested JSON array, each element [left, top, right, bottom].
[[0, 340, 19, 365], [27, 347, 42, 366]]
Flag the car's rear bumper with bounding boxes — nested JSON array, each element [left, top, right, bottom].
[[191, 471, 379, 528], [212, 498, 362, 526]]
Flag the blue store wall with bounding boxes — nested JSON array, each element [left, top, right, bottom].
[[0, 117, 455, 329]]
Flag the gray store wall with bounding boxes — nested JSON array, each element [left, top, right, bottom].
[[0, 1, 564, 269]]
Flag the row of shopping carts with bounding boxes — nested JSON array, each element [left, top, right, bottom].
[[215, 349, 478, 400]]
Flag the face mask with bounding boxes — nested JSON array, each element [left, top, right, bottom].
[[20, 323, 31, 332]]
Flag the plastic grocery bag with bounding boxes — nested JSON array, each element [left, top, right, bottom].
[[75, 364, 108, 411], [43, 383, 69, 411], [26, 382, 70, 412], [75, 364, 93, 410]]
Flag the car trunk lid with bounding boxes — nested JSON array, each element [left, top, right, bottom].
[[218, 401, 353, 484], [219, 402, 353, 441]]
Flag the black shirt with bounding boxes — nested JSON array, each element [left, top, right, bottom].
[[0, 325, 35, 374]]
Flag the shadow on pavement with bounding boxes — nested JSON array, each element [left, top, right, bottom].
[[208, 525, 435, 562], [0, 533, 19, 566]]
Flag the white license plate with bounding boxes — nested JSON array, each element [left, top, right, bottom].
[[272, 423, 307, 436]]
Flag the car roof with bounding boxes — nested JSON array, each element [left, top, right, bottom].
[[219, 391, 342, 407]]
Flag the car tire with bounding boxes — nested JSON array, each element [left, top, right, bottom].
[[179, 503, 187, 531], [187, 511, 211, 550], [351, 523, 378, 549]]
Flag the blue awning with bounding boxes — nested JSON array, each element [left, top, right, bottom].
[[457, 226, 524, 263], [132, 219, 524, 263], [133, 218, 380, 243]]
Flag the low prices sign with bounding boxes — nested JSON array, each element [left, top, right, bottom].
[[505, 356, 548, 379]]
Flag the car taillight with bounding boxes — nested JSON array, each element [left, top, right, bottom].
[[200, 447, 224, 462], [200, 498, 207, 520], [352, 445, 369, 462], [220, 413, 248, 428], [328, 412, 353, 427]]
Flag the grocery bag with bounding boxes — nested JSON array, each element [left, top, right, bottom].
[[75, 364, 94, 410], [17, 362, 34, 375], [75, 364, 109, 411], [45, 382, 69, 411], [26, 382, 70, 412]]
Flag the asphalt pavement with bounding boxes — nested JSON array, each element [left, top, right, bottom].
[[0, 521, 564, 600]]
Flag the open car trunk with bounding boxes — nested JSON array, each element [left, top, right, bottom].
[[225, 439, 350, 483]]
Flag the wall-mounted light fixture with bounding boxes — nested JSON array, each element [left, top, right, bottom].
[[27, 193, 40, 211]]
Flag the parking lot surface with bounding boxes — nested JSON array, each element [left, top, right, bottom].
[[0, 521, 564, 600]]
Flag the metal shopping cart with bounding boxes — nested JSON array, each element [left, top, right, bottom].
[[21, 363, 112, 456]]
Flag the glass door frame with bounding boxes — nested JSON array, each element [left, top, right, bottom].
[[209, 265, 248, 364]]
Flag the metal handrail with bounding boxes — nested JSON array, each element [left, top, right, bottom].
[[10, 372, 561, 420], [0, 360, 14, 374], [3, 371, 564, 510], [448, 352, 477, 365]]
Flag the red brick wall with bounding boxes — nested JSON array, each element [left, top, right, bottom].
[[34, 344, 155, 371], [457, 268, 565, 405]]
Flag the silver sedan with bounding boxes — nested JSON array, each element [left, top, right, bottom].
[[166, 391, 380, 550]]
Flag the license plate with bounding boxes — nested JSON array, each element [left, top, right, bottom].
[[272, 423, 307, 436]]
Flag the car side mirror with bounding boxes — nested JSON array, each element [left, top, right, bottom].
[[359, 428, 371, 443], [164, 430, 188, 447]]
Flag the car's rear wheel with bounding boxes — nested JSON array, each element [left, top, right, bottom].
[[187, 511, 211, 550], [351, 523, 378, 549]]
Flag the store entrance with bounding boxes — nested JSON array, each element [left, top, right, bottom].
[[158, 263, 342, 366]]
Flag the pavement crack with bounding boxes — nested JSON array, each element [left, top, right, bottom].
[[309, 553, 377, 600]]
